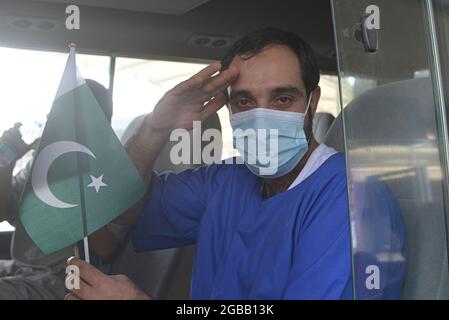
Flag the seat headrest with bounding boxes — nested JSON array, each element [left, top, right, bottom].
[[324, 77, 434, 151], [313, 112, 335, 144]]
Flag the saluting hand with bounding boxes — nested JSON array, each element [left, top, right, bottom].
[[148, 62, 239, 131]]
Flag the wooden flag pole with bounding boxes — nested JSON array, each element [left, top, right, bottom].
[[71, 42, 80, 262], [73, 243, 80, 258], [70, 41, 91, 265], [83, 237, 90, 264]]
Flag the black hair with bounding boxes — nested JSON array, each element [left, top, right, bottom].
[[221, 27, 320, 98]]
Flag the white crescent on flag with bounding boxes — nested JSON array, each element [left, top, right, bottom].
[[31, 141, 96, 208]]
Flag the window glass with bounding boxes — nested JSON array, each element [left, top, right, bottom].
[[112, 58, 206, 137]]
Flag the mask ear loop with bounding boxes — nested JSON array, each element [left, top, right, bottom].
[[304, 93, 313, 117], [304, 92, 313, 144]]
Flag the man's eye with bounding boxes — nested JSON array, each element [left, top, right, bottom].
[[238, 98, 251, 106], [276, 96, 293, 104]]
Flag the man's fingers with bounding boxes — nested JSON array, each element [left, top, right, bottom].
[[69, 278, 98, 300], [67, 256, 107, 286], [173, 62, 221, 93], [200, 67, 239, 97], [201, 92, 227, 120]]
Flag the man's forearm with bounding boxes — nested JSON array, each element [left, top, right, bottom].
[[114, 114, 170, 225], [125, 125, 167, 181]]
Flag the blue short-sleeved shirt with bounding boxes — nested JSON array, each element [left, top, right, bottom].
[[133, 153, 354, 299], [132, 153, 407, 299]]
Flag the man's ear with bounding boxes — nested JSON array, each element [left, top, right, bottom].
[[310, 86, 321, 117]]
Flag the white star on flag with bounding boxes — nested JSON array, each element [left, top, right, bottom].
[[87, 174, 107, 193]]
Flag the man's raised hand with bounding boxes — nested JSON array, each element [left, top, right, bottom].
[[148, 62, 238, 131]]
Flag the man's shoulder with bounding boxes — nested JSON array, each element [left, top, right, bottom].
[[327, 152, 346, 170], [299, 150, 348, 197], [317, 150, 346, 179]]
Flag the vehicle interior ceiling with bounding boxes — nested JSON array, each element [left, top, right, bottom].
[[0, 0, 337, 69], [0, 0, 347, 141]]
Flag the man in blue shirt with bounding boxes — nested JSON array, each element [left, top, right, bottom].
[[66, 28, 407, 300]]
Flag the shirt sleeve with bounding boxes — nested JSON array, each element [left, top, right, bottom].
[[282, 171, 353, 300], [132, 165, 213, 252]]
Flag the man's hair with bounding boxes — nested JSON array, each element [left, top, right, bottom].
[[221, 27, 320, 98], [85, 79, 113, 123]]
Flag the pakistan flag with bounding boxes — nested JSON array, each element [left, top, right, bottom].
[[19, 46, 146, 254]]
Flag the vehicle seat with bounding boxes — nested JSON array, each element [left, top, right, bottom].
[[324, 77, 449, 299], [313, 112, 335, 144]]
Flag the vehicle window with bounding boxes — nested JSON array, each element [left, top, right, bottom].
[[112, 58, 208, 138]]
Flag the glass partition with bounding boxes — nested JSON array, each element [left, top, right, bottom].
[[331, 0, 449, 299]]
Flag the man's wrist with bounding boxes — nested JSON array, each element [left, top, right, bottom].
[[144, 113, 173, 133], [125, 114, 170, 182]]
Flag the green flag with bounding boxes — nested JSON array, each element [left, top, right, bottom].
[[19, 47, 146, 254]]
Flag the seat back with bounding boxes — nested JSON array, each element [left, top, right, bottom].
[[313, 112, 335, 144]]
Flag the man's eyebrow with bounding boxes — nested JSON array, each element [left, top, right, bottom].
[[228, 86, 304, 99], [271, 86, 303, 95], [229, 90, 254, 100]]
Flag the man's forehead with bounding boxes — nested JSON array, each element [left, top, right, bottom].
[[227, 45, 304, 94], [228, 44, 299, 67], [228, 84, 305, 97]]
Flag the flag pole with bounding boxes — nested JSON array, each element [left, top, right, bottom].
[[73, 243, 80, 258], [83, 237, 90, 264], [70, 41, 90, 264]]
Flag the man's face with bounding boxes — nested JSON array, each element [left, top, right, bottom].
[[227, 44, 310, 114]]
